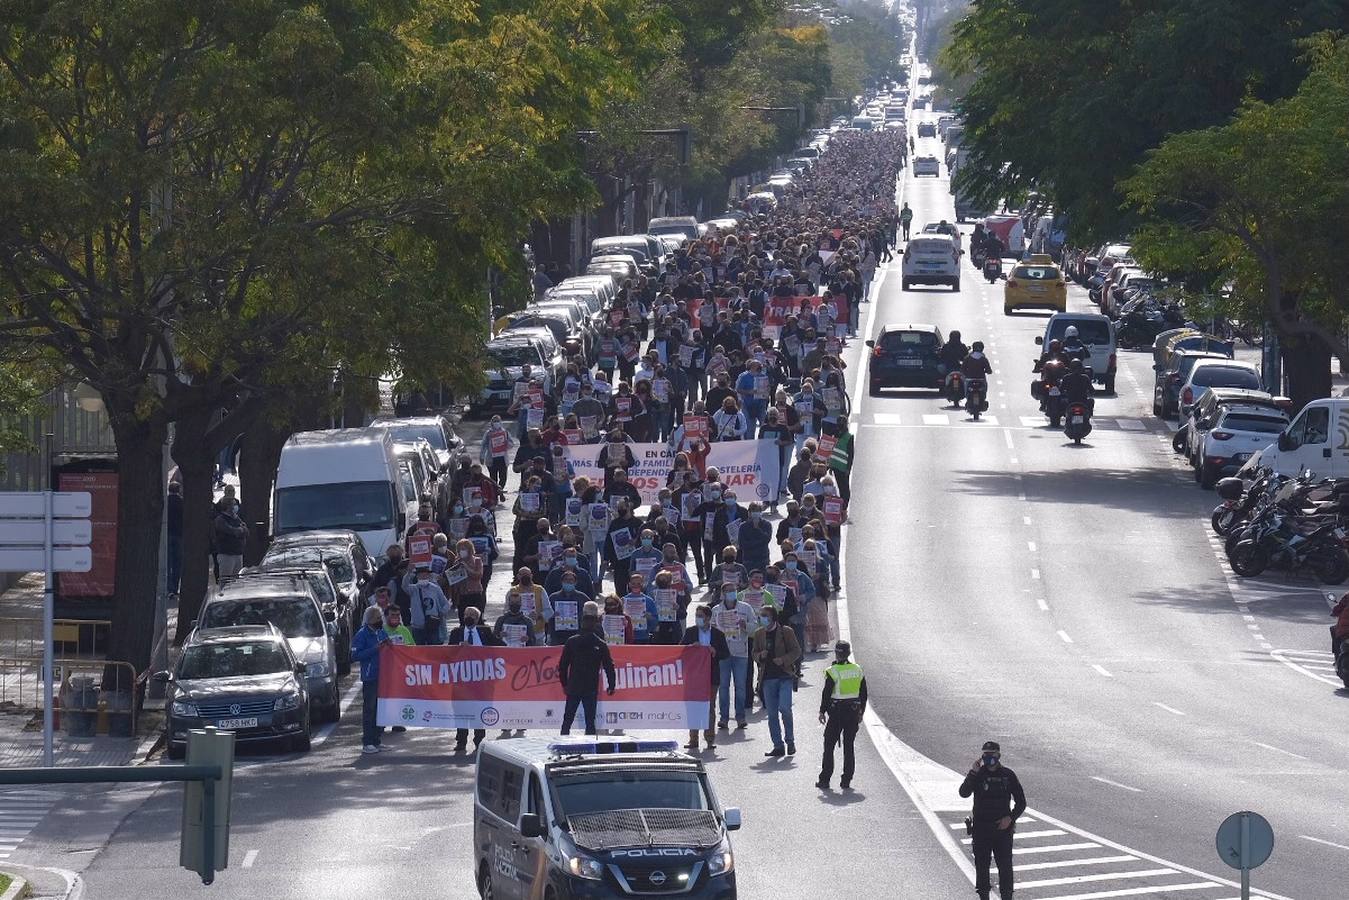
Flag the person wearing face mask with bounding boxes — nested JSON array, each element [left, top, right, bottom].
[[751, 606, 801, 757], [826, 421, 855, 504], [712, 588, 754, 729], [513, 567, 553, 644], [543, 547, 594, 597], [628, 528, 664, 586], [711, 396, 748, 441], [792, 379, 825, 441], [735, 502, 773, 573], [705, 371, 735, 414], [351, 606, 389, 754], [479, 416, 515, 492], [707, 490, 747, 570], [402, 564, 450, 646], [815, 640, 867, 791], [620, 573, 660, 644], [597, 429, 636, 484], [211, 495, 248, 580], [680, 604, 729, 751], [959, 741, 1027, 900], [758, 408, 795, 511], [786, 446, 815, 503], [605, 500, 641, 593], [448, 538, 485, 624], [447, 606, 502, 753], [558, 601, 618, 736], [707, 546, 748, 603], [547, 568, 590, 646], [601, 466, 642, 511]]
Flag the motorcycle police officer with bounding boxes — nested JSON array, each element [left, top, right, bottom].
[[815, 640, 867, 791], [959, 741, 1027, 900]]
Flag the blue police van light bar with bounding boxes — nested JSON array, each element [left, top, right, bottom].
[[548, 740, 680, 756]]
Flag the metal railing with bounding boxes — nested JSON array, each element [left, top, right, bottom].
[[0, 617, 135, 736]]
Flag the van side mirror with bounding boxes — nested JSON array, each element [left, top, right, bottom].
[[1278, 432, 1297, 452], [864, 340, 875, 348], [723, 807, 742, 831], [295, 663, 308, 676], [151, 670, 172, 683], [1034, 336, 1043, 346], [519, 813, 546, 838], [323, 608, 336, 623]]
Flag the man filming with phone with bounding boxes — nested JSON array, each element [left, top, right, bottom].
[[959, 740, 1026, 900]]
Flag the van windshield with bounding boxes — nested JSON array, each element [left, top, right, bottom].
[[552, 771, 710, 817], [275, 481, 395, 535]]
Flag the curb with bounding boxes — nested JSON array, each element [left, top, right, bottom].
[[0, 874, 27, 900]]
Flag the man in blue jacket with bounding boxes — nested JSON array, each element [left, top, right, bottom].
[[351, 607, 389, 754]]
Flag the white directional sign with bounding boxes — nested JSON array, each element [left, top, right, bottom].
[[0, 491, 93, 518], [0, 520, 93, 545], [0, 546, 93, 573]]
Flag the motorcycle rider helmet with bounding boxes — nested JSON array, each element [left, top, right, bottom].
[[1048, 339, 1063, 354], [1069, 358, 1084, 372], [1064, 325, 1079, 339]]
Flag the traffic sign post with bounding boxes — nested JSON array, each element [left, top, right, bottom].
[[0, 491, 93, 766], [1216, 810, 1274, 899]]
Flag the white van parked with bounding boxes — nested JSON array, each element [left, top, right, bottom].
[[1247, 397, 1349, 479], [272, 428, 410, 564], [901, 236, 961, 291]]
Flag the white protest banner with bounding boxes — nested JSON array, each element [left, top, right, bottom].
[[565, 440, 780, 507]]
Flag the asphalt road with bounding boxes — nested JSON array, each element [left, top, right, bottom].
[[842, 104, 1348, 900]]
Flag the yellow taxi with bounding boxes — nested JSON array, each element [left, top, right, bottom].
[[1003, 254, 1068, 315]]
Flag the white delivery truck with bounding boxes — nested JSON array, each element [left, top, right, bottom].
[[272, 428, 410, 564]]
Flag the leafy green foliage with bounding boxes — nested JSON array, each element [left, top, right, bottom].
[[943, 0, 1349, 243]]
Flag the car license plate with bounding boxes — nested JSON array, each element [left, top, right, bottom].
[[1233, 452, 1249, 462], [897, 359, 923, 367], [1029, 285, 1046, 293], [216, 717, 258, 730], [1072, 416, 1084, 424]]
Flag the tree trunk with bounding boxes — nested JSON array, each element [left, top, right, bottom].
[[1281, 334, 1333, 412], [171, 405, 219, 645], [105, 412, 168, 675], [238, 418, 290, 565]]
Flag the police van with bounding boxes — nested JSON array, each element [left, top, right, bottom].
[[474, 738, 740, 899]]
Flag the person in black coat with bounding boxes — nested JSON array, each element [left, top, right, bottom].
[[681, 604, 730, 751], [447, 607, 502, 752], [557, 603, 617, 735]]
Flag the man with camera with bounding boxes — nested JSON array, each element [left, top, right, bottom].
[[958, 741, 1026, 900]]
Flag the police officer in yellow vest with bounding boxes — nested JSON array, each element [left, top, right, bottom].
[[815, 640, 867, 790]]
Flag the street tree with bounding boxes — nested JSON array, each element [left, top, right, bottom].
[[1123, 34, 1349, 408]]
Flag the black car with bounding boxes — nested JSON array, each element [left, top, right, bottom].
[[157, 625, 310, 759], [866, 324, 945, 394], [261, 529, 376, 638]]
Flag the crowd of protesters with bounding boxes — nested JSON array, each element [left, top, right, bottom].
[[355, 128, 905, 756]]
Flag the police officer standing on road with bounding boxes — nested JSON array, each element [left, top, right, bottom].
[[815, 640, 867, 791], [959, 741, 1027, 900]]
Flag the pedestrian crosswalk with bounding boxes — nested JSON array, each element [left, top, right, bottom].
[[0, 789, 56, 860], [860, 412, 1156, 433], [941, 813, 1255, 899], [1271, 648, 1341, 687]]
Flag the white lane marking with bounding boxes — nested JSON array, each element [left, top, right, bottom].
[[312, 678, 363, 747], [1020, 415, 1044, 427], [1017, 869, 1178, 890], [1152, 702, 1186, 716], [1041, 885, 1219, 900], [1014, 841, 1101, 855], [1091, 664, 1113, 678], [872, 412, 903, 425], [1036, 598, 1050, 611], [1299, 834, 1349, 851], [1016, 855, 1137, 871], [1247, 741, 1308, 760], [1028, 541, 1037, 552], [242, 849, 259, 868], [1090, 775, 1142, 793], [1031, 568, 1041, 579], [1003, 429, 1015, 449], [1270, 648, 1341, 687], [1057, 630, 1074, 644], [922, 413, 950, 425], [960, 828, 1068, 844], [1009, 456, 1018, 464], [1023, 516, 1032, 525]]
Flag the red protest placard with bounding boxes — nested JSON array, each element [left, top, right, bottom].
[[684, 415, 709, 442], [814, 433, 837, 460], [823, 495, 844, 526]]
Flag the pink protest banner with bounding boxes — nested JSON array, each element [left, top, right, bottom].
[[376, 644, 714, 730]]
